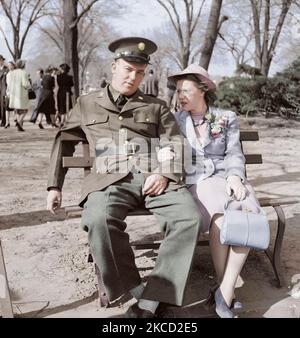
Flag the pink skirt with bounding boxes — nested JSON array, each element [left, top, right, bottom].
[[188, 175, 261, 233]]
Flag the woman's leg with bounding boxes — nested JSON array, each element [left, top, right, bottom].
[[210, 214, 250, 306], [209, 214, 229, 283], [61, 113, 66, 126], [5, 110, 10, 127], [19, 110, 27, 126], [37, 113, 44, 128], [220, 245, 250, 307]]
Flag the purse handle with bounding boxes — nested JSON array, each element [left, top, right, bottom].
[[223, 196, 266, 215]]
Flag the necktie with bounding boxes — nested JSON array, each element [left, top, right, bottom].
[[116, 94, 127, 110]]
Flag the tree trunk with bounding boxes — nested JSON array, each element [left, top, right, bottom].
[[199, 0, 224, 70], [250, 0, 262, 70], [63, 0, 79, 98]]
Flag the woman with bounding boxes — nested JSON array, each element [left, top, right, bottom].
[[30, 68, 44, 128], [168, 64, 263, 318], [57, 63, 74, 127], [4, 61, 16, 128], [6, 59, 31, 132], [36, 67, 57, 127]]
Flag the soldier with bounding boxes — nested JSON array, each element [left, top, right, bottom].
[[46, 37, 202, 318]]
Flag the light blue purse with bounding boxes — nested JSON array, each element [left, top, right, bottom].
[[220, 199, 270, 250]]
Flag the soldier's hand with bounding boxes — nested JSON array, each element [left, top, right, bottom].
[[47, 188, 62, 214], [143, 174, 169, 196]]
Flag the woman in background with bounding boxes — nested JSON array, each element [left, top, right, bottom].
[[6, 59, 30, 131], [57, 63, 74, 127]]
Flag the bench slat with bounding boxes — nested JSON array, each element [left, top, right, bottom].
[[258, 197, 298, 207], [240, 131, 259, 141], [63, 157, 94, 168], [61, 130, 87, 142], [61, 130, 259, 143], [64, 196, 298, 218], [244, 154, 262, 164], [63, 153, 263, 169]]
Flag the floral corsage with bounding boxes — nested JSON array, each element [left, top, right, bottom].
[[204, 112, 228, 139]]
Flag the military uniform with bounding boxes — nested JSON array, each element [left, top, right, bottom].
[[47, 37, 202, 306]]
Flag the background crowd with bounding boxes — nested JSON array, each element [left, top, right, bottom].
[[0, 56, 74, 132]]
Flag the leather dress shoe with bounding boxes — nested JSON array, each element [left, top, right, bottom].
[[125, 303, 155, 318]]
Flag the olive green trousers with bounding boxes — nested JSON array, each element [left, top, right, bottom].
[[81, 172, 202, 306]]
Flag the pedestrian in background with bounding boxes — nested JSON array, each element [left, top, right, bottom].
[[0, 55, 8, 127], [6, 59, 31, 132], [141, 69, 159, 98], [4, 61, 16, 128]]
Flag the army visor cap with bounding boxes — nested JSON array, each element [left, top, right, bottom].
[[108, 37, 157, 64]]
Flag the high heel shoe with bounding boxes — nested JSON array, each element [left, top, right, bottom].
[[214, 287, 234, 318], [204, 286, 243, 314], [4, 123, 10, 128], [204, 285, 218, 310], [16, 121, 25, 132], [231, 298, 243, 312], [38, 123, 44, 129]]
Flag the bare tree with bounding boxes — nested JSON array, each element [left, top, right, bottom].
[[250, 0, 293, 76], [35, 0, 119, 92], [62, 0, 99, 98], [156, 0, 206, 69], [35, 0, 64, 54], [199, 0, 228, 69], [0, 0, 50, 60], [216, 1, 255, 74]]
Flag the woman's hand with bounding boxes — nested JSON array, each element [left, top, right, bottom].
[[226, 175, 247, 201]]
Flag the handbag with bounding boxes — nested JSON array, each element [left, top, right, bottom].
[[28, 88, 36, 100], [220, 199, 270, 250]]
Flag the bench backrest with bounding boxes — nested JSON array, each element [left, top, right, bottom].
[[61, 129, 262, 178]]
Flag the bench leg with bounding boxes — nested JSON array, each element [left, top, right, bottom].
[[264, 206, 285, 287], [0, 240, 14, 318]]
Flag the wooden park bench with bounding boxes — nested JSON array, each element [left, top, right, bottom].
[[60, 128, 298, 307]]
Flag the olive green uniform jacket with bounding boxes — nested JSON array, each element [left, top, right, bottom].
[[47, 86, 185, 205]]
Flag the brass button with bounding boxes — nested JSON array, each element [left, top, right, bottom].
[[146, 118, 150, 122], [118, 116, 123, 121], [92, 119, 96, 123]]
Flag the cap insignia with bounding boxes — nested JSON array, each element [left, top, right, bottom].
[[138, 42, 146, 51]]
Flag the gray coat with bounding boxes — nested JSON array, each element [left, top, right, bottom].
[[174, 107, 246, 185]]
